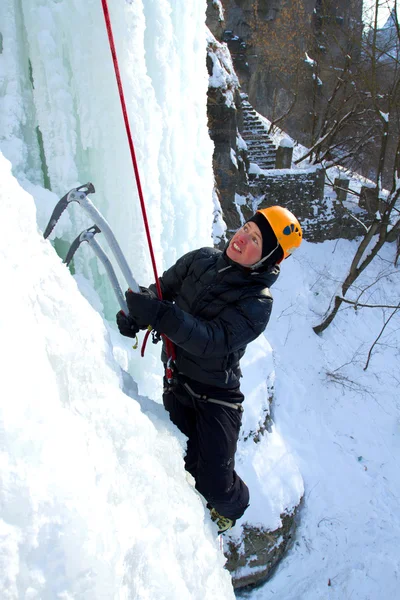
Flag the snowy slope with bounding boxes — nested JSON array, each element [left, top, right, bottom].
[[248, 238, 400, 599]]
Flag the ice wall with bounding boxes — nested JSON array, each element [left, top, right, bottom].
[[0, 151, 234, 599], [0, 0, 214, 316]]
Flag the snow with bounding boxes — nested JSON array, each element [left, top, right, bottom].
[[212, 0, 225, 22], [304, 52, 316, 67], [313, 74, 323, 86], [212, 187, 227, 246], [380, 111, 389, 122], [1, 0, 400, 598], [237, 133, 248, 151], [230, 148, 238, 169], [279, 138, 293, 149], [207, 29, 239, 108], [233, 193, 248, 226], [248, 238, 400, 600], [249, 162, 319, 177]]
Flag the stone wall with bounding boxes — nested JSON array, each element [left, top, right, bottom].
[[249, 166, 325, 209], [250, 167, 371, 242], [296, 196, 371, 242]]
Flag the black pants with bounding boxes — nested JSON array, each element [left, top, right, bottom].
[[163, 380, 249, 521]]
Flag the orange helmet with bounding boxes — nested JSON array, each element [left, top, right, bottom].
[[257, 206, 302, 259]]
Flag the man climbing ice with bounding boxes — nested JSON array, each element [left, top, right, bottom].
[[116, 206, 302, 534]]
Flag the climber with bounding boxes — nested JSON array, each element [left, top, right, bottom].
[[116, 206, 302, 534]]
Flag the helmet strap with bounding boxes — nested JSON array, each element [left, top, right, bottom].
[[249, 243, 280, 270]]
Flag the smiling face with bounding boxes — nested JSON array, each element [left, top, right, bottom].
[[226, 221, 263, 267]]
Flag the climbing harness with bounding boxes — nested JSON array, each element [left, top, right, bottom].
[[100, 0, 176, 376], [182, 382, 244, 412]]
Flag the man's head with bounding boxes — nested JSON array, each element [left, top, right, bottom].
[[226, 206, 302, 269]]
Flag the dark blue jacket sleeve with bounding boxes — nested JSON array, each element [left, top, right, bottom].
[[154, 293, 272, 358], [149, 249, 200, 301]]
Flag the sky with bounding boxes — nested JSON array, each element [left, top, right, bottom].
[[363, 0, 396, 27], [1, 0, 400, 598]]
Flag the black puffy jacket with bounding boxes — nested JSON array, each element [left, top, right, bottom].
[[150, 247, 279, 389]]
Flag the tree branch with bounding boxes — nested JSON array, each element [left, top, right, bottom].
[[364, 306, 400, 370], [338, 297, 400, 310]]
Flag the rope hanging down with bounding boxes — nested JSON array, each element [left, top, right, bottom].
[[100, 0, 176, 365]]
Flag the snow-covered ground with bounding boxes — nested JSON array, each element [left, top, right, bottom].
[[1, 1, 400, 598], [246, 237, 400, 599]]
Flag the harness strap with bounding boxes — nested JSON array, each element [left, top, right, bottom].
[[182, 382, 244, 413]]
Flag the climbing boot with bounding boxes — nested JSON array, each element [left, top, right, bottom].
[[209, 507, 236, 534]]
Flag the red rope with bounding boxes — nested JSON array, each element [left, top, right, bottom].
[[101, 0, 175, 364]]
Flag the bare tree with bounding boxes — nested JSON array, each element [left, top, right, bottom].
[[249, 0, 378, 169], [294, 53, 368, 167], [364, 304, 400, 369], [313, 5, 400, 336]]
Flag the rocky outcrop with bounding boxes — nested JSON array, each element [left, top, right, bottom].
[[206, 0, 225, 40], [206, 29, 249, 239], [220, 0, 363, 147], [226, 507, 301, 589], [222, 385, 303, 591], [206, 23, 370, 245]]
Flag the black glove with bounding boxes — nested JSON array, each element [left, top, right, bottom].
[[139, 285, 157, 299], [116, 310, 140, 338], [125, 288, 167, 329]]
